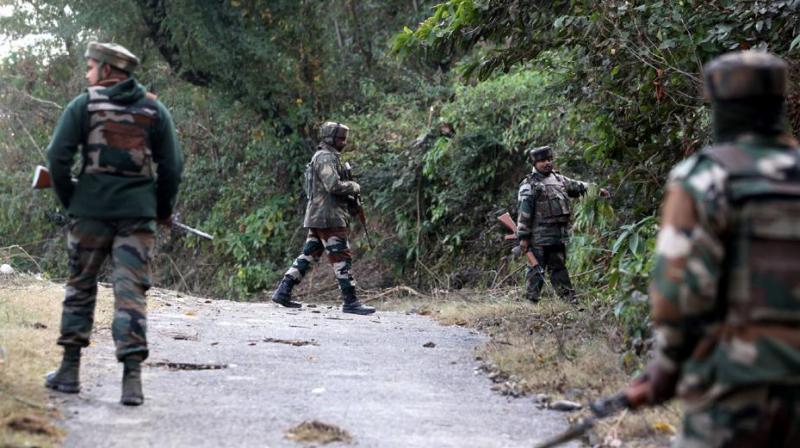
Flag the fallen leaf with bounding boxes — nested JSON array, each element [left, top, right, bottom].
[[653, 421, 676, 434]]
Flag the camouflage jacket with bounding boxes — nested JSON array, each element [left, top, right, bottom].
[[516, 169, 588, 245], [649, 133, 800, 404], [303, 143, 360, 228], [47, 78, 183, 219]]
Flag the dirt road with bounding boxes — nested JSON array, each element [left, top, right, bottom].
[[49, 291, 574, 447]]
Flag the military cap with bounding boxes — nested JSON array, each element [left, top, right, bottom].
[[528, 145, 553, 162], [84, 42, 139, 73], [704, 50, 788, 100], [320, 121, 350, 142]]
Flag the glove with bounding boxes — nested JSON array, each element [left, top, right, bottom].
[[519, 239, 529, 253]]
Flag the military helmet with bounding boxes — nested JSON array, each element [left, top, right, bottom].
[[84, 42, 140, 73], [320, 121, 350, 144], [703, 50, 788, 101], [528, 145, 553, 162]]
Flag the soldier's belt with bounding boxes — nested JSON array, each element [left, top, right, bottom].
[[722, 324, 800, 347]]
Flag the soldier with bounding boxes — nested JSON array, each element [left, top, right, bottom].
[[516, 145, 608, 302], [44, 42, 183, 406], [621, 50, 800, 446], [271, 121, 375, 315]]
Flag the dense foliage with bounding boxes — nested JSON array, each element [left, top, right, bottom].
[[2, 1, 799, 344]]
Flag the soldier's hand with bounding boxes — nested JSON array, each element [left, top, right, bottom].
[[599, 188, 611, 199], [519, 239, 529, 253], [622, 376, 651, 410], [622, 362, 678, 410], [348, 181, 361, 195]]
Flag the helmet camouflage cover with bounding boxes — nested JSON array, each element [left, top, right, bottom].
[[703, 50, 788, 100], [84, 42, 139, 73], [320, 121, 350, 144], [528, 145, 553, 162]]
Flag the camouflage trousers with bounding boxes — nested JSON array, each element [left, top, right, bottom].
[[58, 218, 155, 362], [678, 384, 800, 447], [284, 227, 356, 296], [525, 244, 575, 301]]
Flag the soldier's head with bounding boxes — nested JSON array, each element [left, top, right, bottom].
[[84, 42, 139, 86], [703, 50, 789, 142], [320, 121, 350, 151], [528, 145, 554, 174]]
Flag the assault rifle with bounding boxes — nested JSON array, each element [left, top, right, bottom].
[[342, 162, 374, 249], [31, 165, 213, 240], [533, 382, 649, 447], [497, 212, 545, 280]]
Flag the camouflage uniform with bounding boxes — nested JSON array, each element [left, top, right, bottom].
[[629, 51, 800, 447], [45, 42, 182, 404], [516, 146, 589, 301], [272, 122, 374, 315]]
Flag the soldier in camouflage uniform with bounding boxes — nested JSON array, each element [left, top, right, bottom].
[[45, 42, 183, 406], [622, 51, 800, 447], [271, 122, 375, 315], [516, 146, 609, 302]]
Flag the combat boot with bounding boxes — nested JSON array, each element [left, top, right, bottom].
[[45, 346, 81, 393], [271, 275, 302, 308], [120, 358, 144, 406], [341, 290, 375, 315]]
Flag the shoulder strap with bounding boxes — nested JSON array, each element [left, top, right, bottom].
[[701, 144, 756, 177], [702, 144, 800, 204]]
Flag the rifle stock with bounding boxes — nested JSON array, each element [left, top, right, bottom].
[[32, 165, 52, 189], [497, 212, 542, 271]]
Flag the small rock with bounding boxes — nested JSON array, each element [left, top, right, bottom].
[[0, 264, 14, 275], [422, 341, 436, 348], [549, 400, 583, 412], [306, 304, 317, 308], [311, 387, 325, 395]]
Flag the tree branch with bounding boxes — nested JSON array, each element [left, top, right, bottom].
[[133, 0, 214, 87]]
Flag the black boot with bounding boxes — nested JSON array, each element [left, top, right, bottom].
[[121, 358, 144, 406], [341, 289, 375, 315], [45, 346, 81, 393], [271, 275, 302, 308]]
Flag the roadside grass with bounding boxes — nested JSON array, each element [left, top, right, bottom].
[[0, 274, 115, 447], [363, 285, 680, 447]]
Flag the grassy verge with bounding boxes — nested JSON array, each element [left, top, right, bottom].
[[0, 274, 115, 447], [364, 286, 680, 447]]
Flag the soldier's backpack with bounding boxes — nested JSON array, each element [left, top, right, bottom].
[[303, 151, 324, 200], [703, 144, 800, 325]]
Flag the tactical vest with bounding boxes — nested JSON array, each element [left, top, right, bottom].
[[528, 173, 572, 225], [83, 86, 158, 178], [705, 144, 800, 328]]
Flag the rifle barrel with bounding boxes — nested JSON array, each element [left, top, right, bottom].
[[533, 417, 596, 448], [173, 221, 214, 240]]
